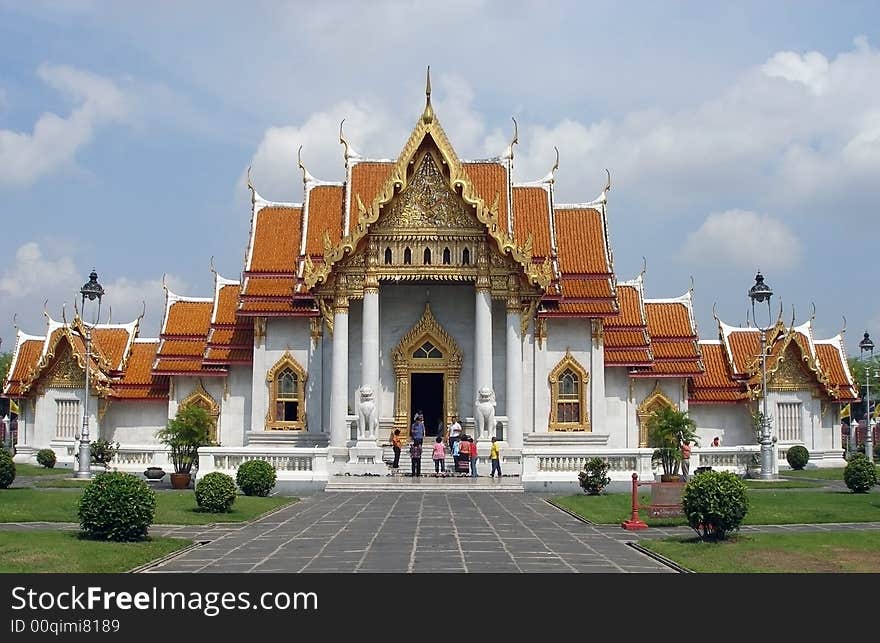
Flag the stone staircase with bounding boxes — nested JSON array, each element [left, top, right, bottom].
[[325, 446, 522, 492]]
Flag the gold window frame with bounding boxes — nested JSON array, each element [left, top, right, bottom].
[[549, 350, 590, 431], [266, 351, 307, 430]]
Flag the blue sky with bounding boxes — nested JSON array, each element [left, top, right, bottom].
[[1, 0, 879, 360]]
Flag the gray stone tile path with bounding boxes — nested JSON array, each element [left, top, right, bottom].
[[4, 492, 879, 573]]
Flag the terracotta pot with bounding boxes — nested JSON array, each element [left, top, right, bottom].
[[170, 472, 191, 489], [660, 474, 681, 483]]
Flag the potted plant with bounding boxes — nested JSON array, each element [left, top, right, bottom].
[[90, 439, 119, 470], [578, 457, 611, 495], [156, 406, 213, 489], [647, 406, 699, 482]]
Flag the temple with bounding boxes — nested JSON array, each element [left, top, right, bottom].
[[2, 75, 859, 489]]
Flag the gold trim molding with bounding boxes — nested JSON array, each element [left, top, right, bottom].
[[180, 380, 220, 443], [391, 303, 462, 438], [548, 350, 590, 431], [636, 382, 676, 447]]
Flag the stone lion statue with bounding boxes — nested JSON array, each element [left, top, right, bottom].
[[358, 386, 378, 440], [474, 386, 496, 439]]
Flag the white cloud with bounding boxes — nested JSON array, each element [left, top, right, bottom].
[[680, 210, 802, 271], [0, 64, 130, 188], [0, 241, 186, 339]]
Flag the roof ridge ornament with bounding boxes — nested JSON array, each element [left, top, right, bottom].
[[42, 299, 50, 327], [12, 313, 18, 332], [246, 166, 255, 205], [339, 118, 362, 163], [503, 117, 519, 160], [809, 301, 816, 322], [209, 256, 217, 277], [540, 147, 560, 184], [298, 145, 317, 185], [422, 65, 434, 124], [841, 315, 847, 336], [106, 305, 112, 325]]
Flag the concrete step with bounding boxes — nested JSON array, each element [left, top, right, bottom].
[[325, 473, 523, 492]]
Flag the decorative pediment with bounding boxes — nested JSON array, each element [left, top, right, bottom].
[[392, 303, 462, 372], [636, 382, 677, 447], [180, 380, 220, 442], [303, 103, 552, 293], [374, 152, 482, 232]]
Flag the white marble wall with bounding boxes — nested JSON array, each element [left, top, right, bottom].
[[604, 368, 630, 447], [219, 365, 251, 445], [104, 401, 168, 444], [688, 404, 754, 447]]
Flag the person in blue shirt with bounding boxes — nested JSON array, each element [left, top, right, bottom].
[[410, 411, 425, 446]]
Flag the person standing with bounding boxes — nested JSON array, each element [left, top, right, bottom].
[[448, 415, 462, 456], [457, 434, 471, 476], [468, 436, 478, 477], [391, 429, 402, 471], [680, 440, 692, 481], [411, 412, 425, 446], [410, 439, 422, 477], [711, 436, 720, 447], [432, 436, 446, 476], [489, 436, 502, 478]]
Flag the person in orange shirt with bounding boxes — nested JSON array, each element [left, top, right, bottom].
[[391, 429, 402, 471], [457, 434, 471, 476], [680, 440, 692, 481]]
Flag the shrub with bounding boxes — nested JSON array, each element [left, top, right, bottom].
[[0, 449, 15, 489], [236, 459, 277, 497], [577, 457, 611, 495], [78, 471, 156, 541], [36, 448, 57, 469], [90, 439, 119, 467], [681, 470, 749, 540], [785, 445, 810, 470], [195, 472, 237, 513], [843, 453, 878, 494]]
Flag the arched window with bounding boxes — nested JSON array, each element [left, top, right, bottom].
[[549, 351, 589, 431], [423, 248, 431, 264], [266, 352, 307, 430], [404, 247, 412, 265], [384, 247, 392, 265], [462, 247, 470, 265], [413, 340, 443, 359], [179, 383, 220, 443], [443, 247, 451, 265]]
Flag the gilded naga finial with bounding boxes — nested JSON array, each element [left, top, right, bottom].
[[422, 66, 434, 124]]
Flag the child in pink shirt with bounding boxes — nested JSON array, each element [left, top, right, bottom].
[[432, 436, 446, 475]]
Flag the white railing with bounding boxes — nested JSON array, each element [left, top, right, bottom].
[[197, 446, 329, 481]]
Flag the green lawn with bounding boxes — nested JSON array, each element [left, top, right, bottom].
[[0, 488, 296, 525], [780, 467, 845, 480], [553, 489, 880, 526], [743, 479, 821, 489], [641, 531, 880, 573], [0, 531, 191, 573], [13, 463, 73, 477], [33, 478, 91, 488]]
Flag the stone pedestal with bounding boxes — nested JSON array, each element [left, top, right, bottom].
[[344, 441, 387, 475]]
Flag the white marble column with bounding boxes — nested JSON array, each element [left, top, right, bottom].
[[330, 290, 349, 448], [506, 299, 523, 448], [360, 287, 379, 439], [590, 319, 606, 436], [474, 286, 493, 438]]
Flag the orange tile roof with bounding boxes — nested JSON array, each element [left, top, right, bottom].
[[238, 300, 313, 314], [645, 302, 694, 339], [305, 185, 344, 255], [241, 277, 296, 298], [605, 349, 653, 366], [205, 348, 253, 363], [164, 301, 213, 337], [248, 206, 302, 273], [637, 360, 703, 376], [157, 340, 205, 357], [153, 358, 219, 374], [111, 341, 169, 400], [605, 285, 645, 328], [3, 338, 43, 397], [207, 328, 252, 346], [349, 162, 393, 223], [688, 343, 746, 404], [90, 327, 135, 371], [555, 208, 612, 275], [213, 285, 240, 325], [726, 330, 761, 375], [560, 279, 614, 299], [513, 187, 551, 258], [816, 342, 859, 401], [605, 330, 649, 348], [551, 301, 618, 315], [652, 341, 700, 359], [465, 162, 508, 237]]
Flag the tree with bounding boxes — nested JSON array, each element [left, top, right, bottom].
[[647, 406, 699, 479], [0, 352, 12, 417], [155, 406, 213, 475], [848, 356, 880, 421]]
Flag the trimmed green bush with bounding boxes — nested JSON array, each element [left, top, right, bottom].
[[236, 459, 277, 497], [577, 457, 611, 495], [195, 472, 237, 513], [0, 449, 15, 489], [78, 471, 156, 541], [90, 439, 119, 467], [785, 445, 810, 471], [843, 453, 878, 493], [36, 448, 57, 469], [681, 470, 749, 540]]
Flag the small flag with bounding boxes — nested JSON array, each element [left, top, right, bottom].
[[9, 399, 19, 416], [840, 403, 851, 420]]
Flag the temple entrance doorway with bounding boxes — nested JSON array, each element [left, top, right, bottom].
[[411, 372, 444, 437]]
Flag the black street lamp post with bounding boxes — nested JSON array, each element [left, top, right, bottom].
[[75, 269, 104, 479], [858, 331, 874, 463], [748, 271, 775, 480]]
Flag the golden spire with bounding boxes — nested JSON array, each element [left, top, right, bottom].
[[422, 66, 434, 124]]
